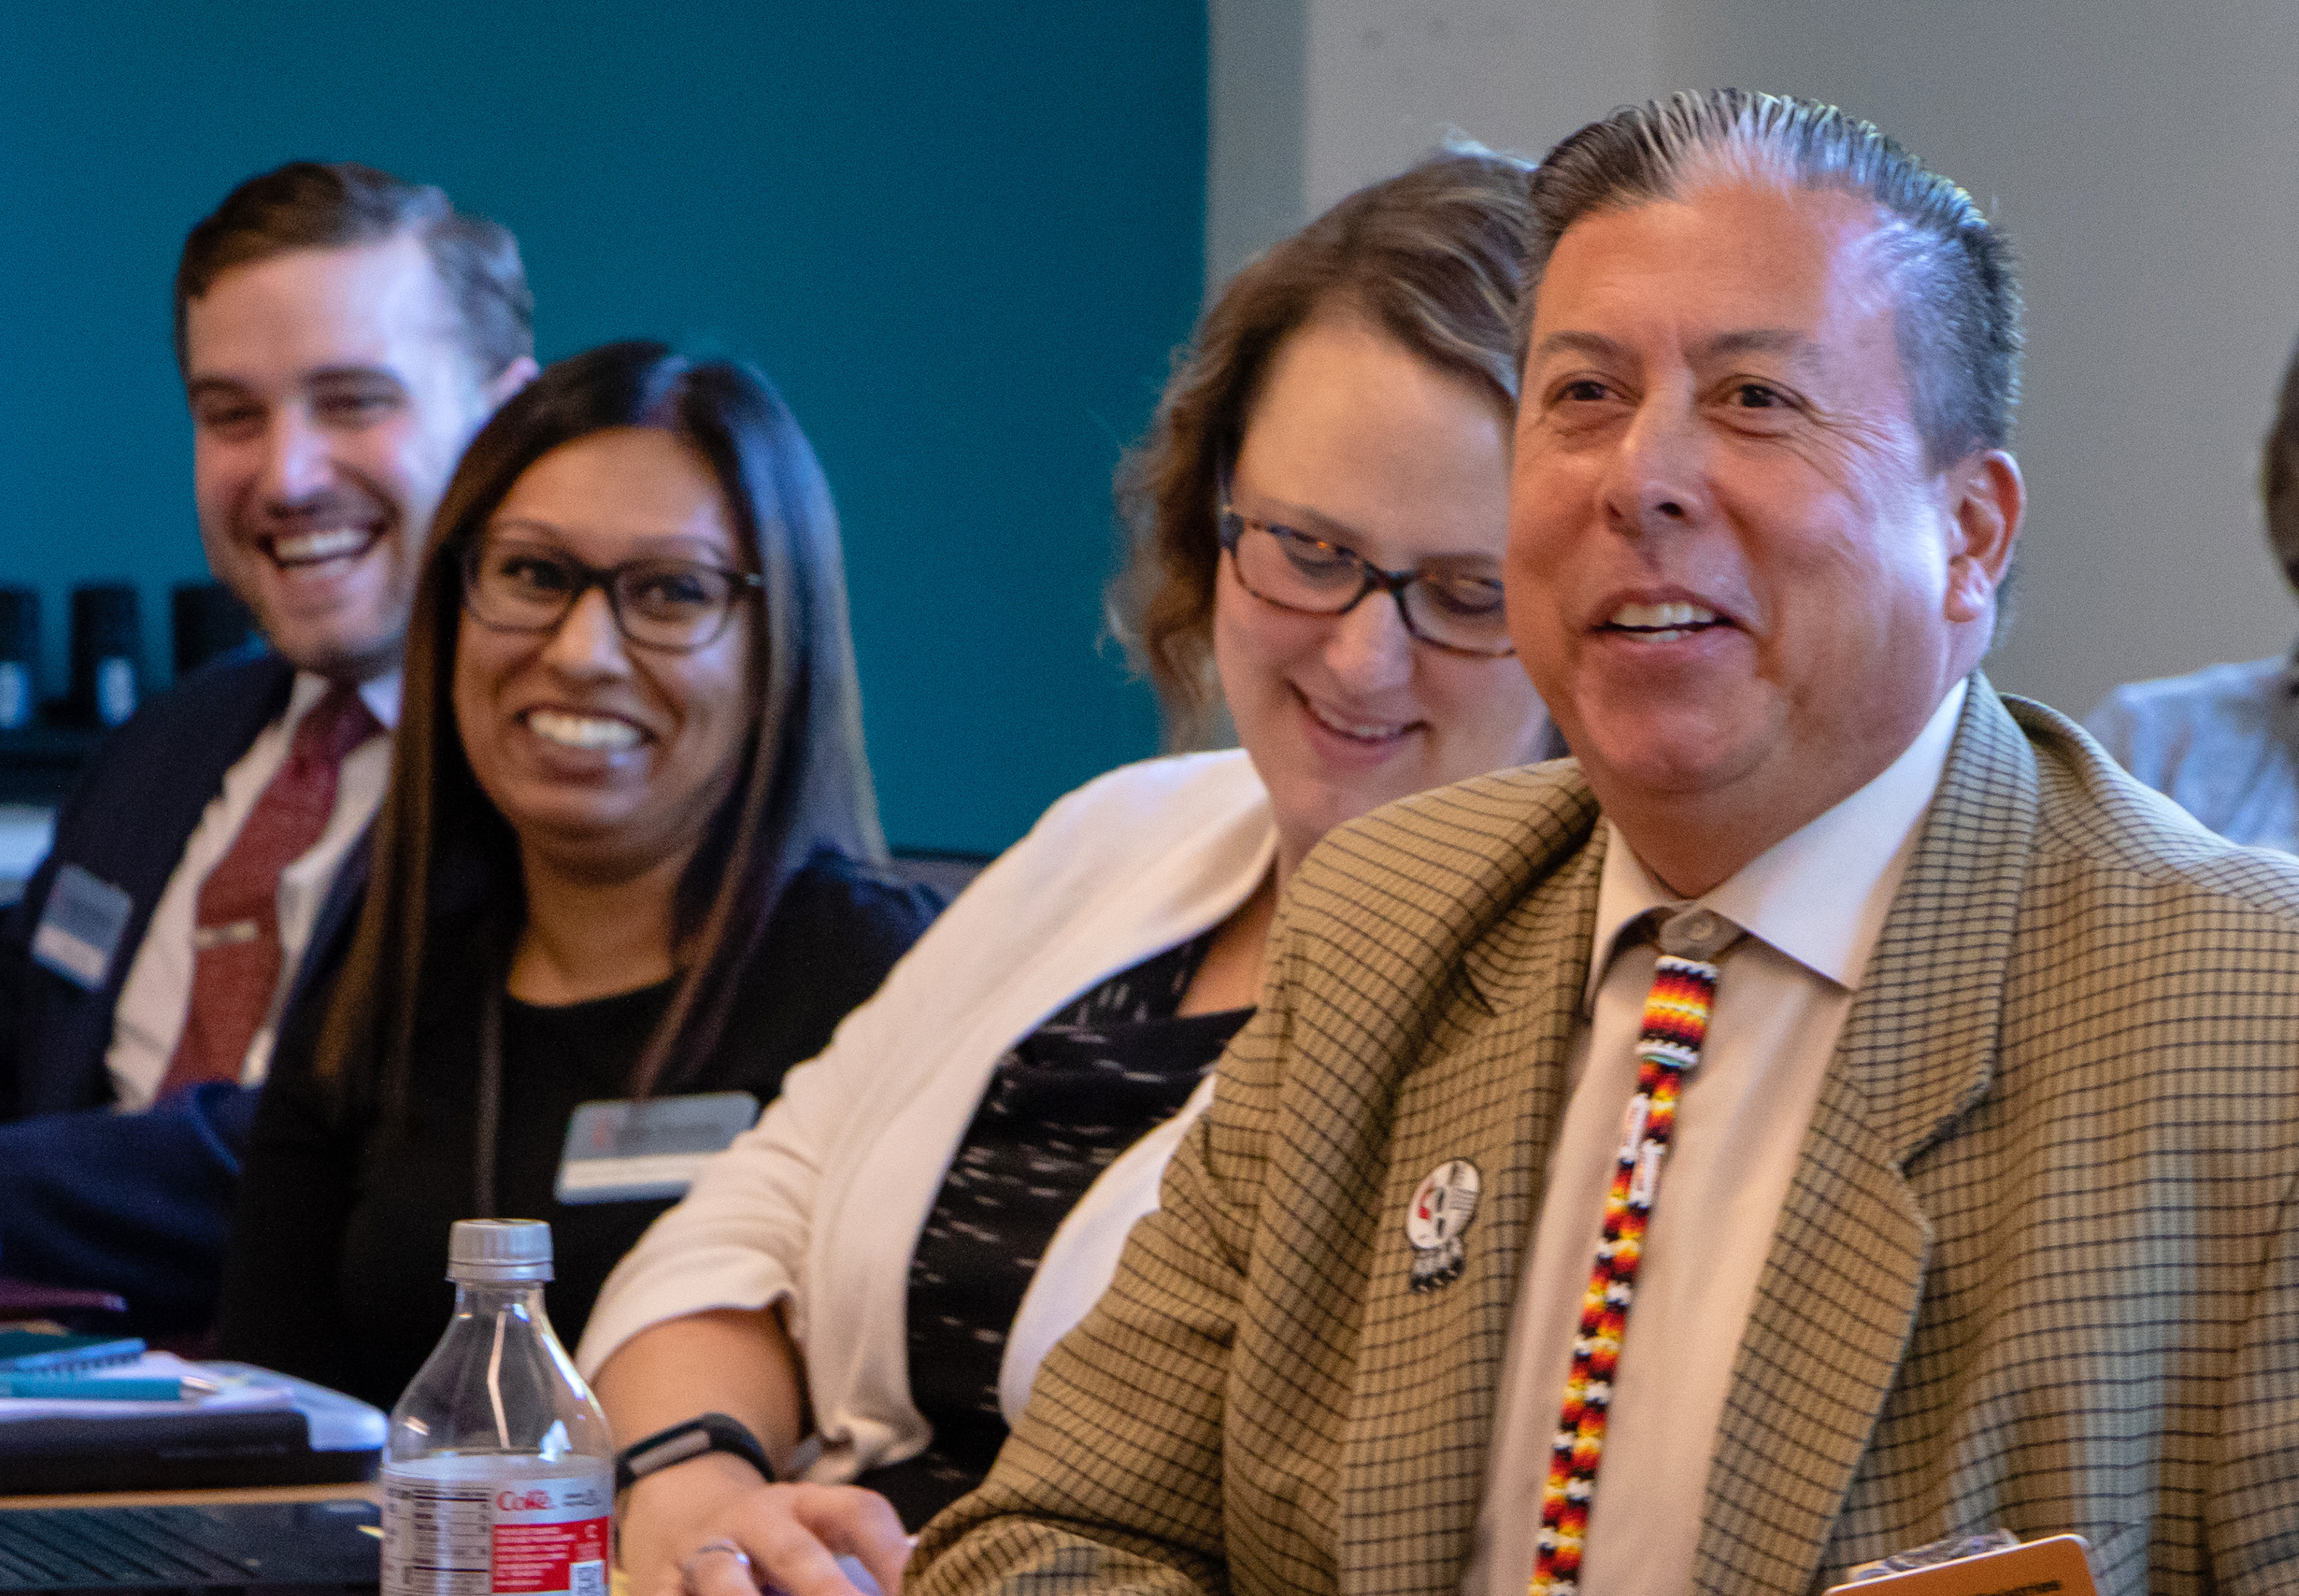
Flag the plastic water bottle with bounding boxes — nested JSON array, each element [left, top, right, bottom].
[[381, 1220, 614, 1596]]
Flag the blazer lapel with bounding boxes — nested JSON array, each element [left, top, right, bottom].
[[1694, 678, 2038, 1593], [16, 655, 294, 1116], [98, 656, 295, 922], [1335, 822, 1604, 1596]]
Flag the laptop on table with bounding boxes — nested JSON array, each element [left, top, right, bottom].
[[0, 1499, 378, 1595]]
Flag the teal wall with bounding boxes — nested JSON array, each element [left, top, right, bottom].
[[0, 3, 1205, 854]]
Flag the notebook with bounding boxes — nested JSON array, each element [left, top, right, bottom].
[[0, 1339, 142, 1376], [0, 1499, 378, 1595], [0, 1362, 384, 1494]]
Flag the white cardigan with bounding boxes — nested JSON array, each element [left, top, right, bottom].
[[576, 751, 1276, 1480]]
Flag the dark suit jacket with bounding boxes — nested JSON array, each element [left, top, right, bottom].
[[0, 651, 373, 1332], [914, 681, 2299, 1596]]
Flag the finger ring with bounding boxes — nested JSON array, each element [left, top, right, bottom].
[[681, 1540, 753, 1580]]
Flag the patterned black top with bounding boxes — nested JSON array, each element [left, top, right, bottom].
[[857, 932, 1253, 1527]]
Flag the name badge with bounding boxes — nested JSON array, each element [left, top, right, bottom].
[[555, 1092, 760, 1205], [30, 865, 134, 992]]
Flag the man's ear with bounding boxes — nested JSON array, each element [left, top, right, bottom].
[[1943, 448, 2024, 625]]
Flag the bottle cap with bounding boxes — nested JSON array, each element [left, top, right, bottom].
[[447, 1218, 555, 1284]]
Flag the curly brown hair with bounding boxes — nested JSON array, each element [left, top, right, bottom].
[[2267, 331, 2299, 588], [1109, 147, 1535, 746]]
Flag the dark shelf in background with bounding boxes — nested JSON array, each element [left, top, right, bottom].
[[0, 725, 105, 806]]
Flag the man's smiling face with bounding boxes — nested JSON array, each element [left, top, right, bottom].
[[183, 234, 498, 684], [1507, 176, 2016, 888]]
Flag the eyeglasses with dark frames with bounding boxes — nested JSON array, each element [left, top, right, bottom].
[[459, 532, 763, 654], [1216, 474, 1515, 659]]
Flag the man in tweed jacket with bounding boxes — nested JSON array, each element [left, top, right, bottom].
[[906, 94, 2299, 1596]]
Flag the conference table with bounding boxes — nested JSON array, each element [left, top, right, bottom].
[[0, 1480, 376, 1510]]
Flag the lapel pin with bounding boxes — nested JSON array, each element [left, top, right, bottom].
[[1406, 1158, 1481, 1293]]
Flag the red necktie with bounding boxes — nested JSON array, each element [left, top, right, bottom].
[[157, 683, 381, 1101]]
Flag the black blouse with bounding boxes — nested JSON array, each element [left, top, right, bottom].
[[858, 932, 1252, 1527], [215, 852, 943, 1411]]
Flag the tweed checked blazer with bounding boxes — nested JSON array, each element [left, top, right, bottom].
[[909, 680, 2299, 1596]]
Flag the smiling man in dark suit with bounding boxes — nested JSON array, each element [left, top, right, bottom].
[[0, 162, 534, 1332], [905, 93, 2299, 1596]]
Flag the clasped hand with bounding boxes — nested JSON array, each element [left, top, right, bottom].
[[624, 1457, 912, 1596]]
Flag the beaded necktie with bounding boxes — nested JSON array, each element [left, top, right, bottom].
[[1530, 911, 1731, 1596]]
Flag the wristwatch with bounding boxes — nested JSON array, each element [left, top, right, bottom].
[[614, 1412, 775, 1496]]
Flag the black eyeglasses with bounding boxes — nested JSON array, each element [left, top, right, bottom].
[[1216, 480, 1514, 659], [460, 534, 763, 654]]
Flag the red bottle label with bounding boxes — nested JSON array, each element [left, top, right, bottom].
[[384, 1465, 612, 1596], [490, 1516, 609, 1595]]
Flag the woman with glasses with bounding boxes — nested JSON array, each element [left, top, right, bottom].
[[584, 149, 1562, 1596], [211, 342, 943, 1408]]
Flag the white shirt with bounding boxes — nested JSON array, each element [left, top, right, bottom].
[[1465, 679, 1967, 1596], [104, 670, 399, 1111], [574, 752, 1276, 1480]]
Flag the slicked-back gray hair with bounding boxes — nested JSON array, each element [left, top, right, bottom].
[[1524, 90, 2022, 467]]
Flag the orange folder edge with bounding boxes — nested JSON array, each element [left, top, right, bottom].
[[1824, 1533, 2097, 1596]]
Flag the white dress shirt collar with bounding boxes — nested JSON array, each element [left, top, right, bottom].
[[105, 664, 402, 1107], [1586, 677, 1968, 1007], [287, 667, 402, 732]]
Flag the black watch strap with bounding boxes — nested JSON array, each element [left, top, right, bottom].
[[614, 1412, 774, 1495]]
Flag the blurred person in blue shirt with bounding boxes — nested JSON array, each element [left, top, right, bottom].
[[2088, 333, 2299, 849]]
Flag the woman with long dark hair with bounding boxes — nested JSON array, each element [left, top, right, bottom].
[[583, 149, 1562, 1596], [214, 342, 941, 1407]]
